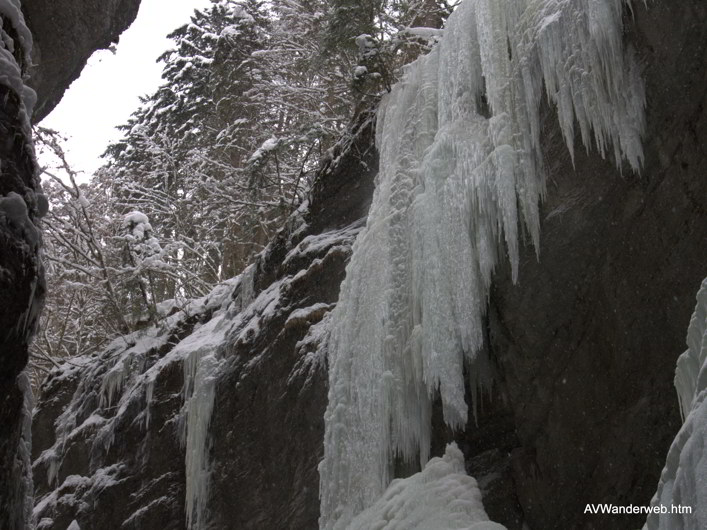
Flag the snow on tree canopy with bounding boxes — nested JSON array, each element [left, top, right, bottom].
[[123, 210, 150, 228], [319, 0, 646, 528]]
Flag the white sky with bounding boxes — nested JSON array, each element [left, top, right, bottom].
[[39, 0, 212, 179]]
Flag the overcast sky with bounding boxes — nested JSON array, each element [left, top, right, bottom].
[[39, 0, 212, 179]]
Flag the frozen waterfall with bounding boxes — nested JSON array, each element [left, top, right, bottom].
[[319, 0, 646, 528]]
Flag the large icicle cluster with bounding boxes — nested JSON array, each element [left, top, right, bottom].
[[320, 0, 645, 527], [644, 278, 707, 530]]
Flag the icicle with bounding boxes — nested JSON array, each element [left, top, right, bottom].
[[183, 351, 222, 530], [143, 378, 155, 429], [319, 0, 646, 528], [100, 357, 131, 409]]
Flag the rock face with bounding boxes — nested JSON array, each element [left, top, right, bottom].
[[0, 2, 44, 528], [29, 1, 706, 530], [22, 0, 141, 121], [0, 1, 141, 528], [30, 112, 378, 529], [479, 2, 707, 528]]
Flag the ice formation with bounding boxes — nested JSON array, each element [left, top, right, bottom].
[[643, 278, 707, 530], [348, 443, 506, 530], [319, 0, 646, 527], [180, 296, 236, 530]]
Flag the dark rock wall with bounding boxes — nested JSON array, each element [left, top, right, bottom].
[[22, 0, 141, 121], [206, 112, 378, 529], [32, 320, 194, 529], [0, 5, 43, 528], [29, 111, 377, 530], [451, 2, 706, 529]]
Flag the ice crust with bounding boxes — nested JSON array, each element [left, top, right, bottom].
[[319, 0, 646, 527]]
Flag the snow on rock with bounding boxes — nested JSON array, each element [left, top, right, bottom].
[[644, 278, 707, 530], [283, 220, 364, 269], [33, 275, 246, 527], [0, 191, 41, 247], [348, 444, 506, 530], [33, 465, 122, 526], [319, 0, 646, 527], [33, 216, 364, 529], [0, 0, 35, 132]]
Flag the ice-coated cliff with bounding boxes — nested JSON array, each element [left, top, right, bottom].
[[319, 0, 646, 526]]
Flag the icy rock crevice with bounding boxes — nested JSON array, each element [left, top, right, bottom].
[[319, 0, 646, 527], [644, 278, 707, 530]]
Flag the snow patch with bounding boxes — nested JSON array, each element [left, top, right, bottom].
[[348, 443, 506, 530]]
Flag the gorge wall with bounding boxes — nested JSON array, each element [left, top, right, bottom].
[[17, 0, 707, 529], [0, 1, 141, 528], [22, 0, 142, 121]]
